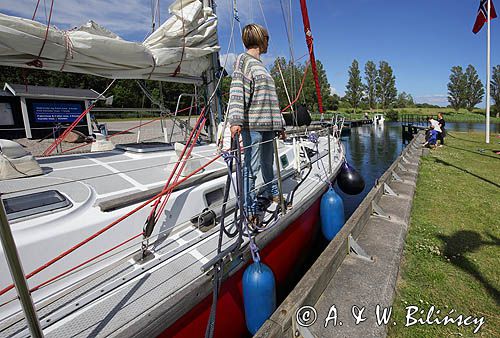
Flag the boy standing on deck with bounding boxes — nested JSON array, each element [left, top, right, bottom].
[[228, 24, 284, 223]]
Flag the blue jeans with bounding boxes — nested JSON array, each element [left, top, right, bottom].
[[241, 130, 279, 215]]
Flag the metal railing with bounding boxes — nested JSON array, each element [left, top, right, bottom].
[[400, 114, 427, 128]]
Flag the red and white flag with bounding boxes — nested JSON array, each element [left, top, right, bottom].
[[473, 0, 497, 34]]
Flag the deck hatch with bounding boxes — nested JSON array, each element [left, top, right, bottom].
[[3, 190, 72, 220]]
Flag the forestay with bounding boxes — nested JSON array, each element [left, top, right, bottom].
[[0, 0, 219, 83]]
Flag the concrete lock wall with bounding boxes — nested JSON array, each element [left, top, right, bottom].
[[254, 131, 426, 338]]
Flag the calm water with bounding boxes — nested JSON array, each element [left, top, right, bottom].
[[337, 121, 500, 218], [284, 121, 499, 316]]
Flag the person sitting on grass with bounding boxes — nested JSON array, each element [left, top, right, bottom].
[[423, 125, 438, 149]]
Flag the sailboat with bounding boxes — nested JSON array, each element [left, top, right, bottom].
[[0, 1, 346, 337]]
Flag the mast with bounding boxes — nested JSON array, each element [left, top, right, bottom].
[[299, 0, 324, 114], [204, 0, 221, 142], [486, 0, 491, 144]]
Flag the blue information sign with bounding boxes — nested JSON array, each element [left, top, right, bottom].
[[32, 102, 83, 123]]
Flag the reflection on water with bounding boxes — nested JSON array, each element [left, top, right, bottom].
[[336, 122, 403, 218], [336, 121, 499, 218]]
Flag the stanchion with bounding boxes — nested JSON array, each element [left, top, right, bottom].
[[273, 138, 286, 215], [327, 130, 332, 174], [0, 198, 44, 337]]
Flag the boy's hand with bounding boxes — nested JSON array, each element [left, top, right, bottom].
[[230, 125, 241, 137], [279, 130, 287, 140]]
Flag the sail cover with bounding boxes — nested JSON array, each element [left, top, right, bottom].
[[0, 0, 219, 83]]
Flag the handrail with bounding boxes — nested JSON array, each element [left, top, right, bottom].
[[0, 153, 222, 298], [0, 200, 44, 337]]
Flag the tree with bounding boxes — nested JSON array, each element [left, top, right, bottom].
[[464, 64, 484, 112], [272, 58, 335, 112], [364, 61, 377, 110], [447, 66, 466, 111], [0, 65, 194, 110], [491, 65, 500, 117], [270, 57, 291, 108], [376, 61, 397, 109], [344, 59, 363, 112], [395, 91, 415, 108]]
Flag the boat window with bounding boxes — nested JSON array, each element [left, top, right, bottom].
[[3, 190, 72, 220], [205, 188, 224, 207], [280, 154, 289, 168]]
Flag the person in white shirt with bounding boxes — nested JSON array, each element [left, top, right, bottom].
[[428, 117, 442, 133]]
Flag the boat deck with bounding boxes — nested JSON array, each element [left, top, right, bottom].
[[0, 137, 344, 338]]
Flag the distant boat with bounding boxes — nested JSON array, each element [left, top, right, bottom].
[[373, 113, 385, 124]]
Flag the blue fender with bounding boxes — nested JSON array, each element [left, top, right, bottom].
[[242, 262, 276, 334], [320, 187, 345, 240]]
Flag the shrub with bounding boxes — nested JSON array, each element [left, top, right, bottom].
[[385, 109, 399, 121]]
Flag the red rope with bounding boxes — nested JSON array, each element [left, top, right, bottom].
[[0, 153, 221, 297], [42, 103, 96, 156], [281, 61, 310, 112], [154, 116, 207, 223], [51, 105, 196, 155], [147, 107, 207, 222], [30, 233, 143, 292], [26, 0, 55, 68], [31, 0, 41, 20], [106, 104, 196, 140]]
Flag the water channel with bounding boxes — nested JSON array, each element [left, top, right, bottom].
[[338, 121, 500, 218], [259, 120, 499, 332]]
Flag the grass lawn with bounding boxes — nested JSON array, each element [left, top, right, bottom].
[[388, 132, 500, 337]]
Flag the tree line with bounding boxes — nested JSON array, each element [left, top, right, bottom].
[[7, 59, 500, 118], [448, 64, 500, 116], [0, 66, 196, 112], [267, 57, 419, 113], [344, 59, 418, 112]]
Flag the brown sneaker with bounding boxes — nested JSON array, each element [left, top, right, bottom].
[[248, 215, 259, 225]]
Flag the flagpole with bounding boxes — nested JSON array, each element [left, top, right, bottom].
[[486, 0, 491, 144]]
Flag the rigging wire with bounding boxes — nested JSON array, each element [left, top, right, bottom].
[[0, 153, 223, 298], [26, 0, 54, 68], [0, 0, 250, 306], [288, 0, 298, 105], [31, 0, 41, 20], [42, 79, 116, 156], [256, 0, 269, 31], [0, 167, 327, 307], [277, 61, 295, 114]]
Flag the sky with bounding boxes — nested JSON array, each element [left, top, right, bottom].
[[1, 0, 499, 107]]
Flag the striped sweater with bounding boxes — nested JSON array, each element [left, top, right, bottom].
[[228, 53, 283, 131]]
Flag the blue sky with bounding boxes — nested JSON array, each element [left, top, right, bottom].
[[1, 0, 499, 107]]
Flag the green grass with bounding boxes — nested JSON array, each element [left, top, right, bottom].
[[388, 132, 500, 337]]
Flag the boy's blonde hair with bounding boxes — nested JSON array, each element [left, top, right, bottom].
[[242, 24, 269, 51]]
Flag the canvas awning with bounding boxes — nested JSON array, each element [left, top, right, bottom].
[[0, 0, 219, 84]]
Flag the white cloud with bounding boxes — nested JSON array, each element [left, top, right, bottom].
[[0, 0, 176, 40], [261, 53, 277, 68], [415, 94, 448, 106], [219, 52, 238, 73]]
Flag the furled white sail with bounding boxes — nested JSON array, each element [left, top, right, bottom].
[[0, 0, 219, 83]]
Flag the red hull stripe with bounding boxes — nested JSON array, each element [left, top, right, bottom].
[[160, 199, 321, 338]]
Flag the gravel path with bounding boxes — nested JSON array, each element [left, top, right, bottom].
[[13, 119, 207, 157]]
